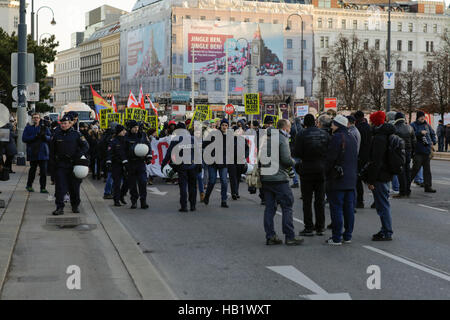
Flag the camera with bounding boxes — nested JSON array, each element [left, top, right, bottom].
[[422, 135, 429, 146]]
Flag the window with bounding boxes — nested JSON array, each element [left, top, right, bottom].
[[172, 33, 176, 44], [173, 15, 176, 23], [424, 4, 436, 14], [396, 60, 402, 72], [426, 41, 430, 52], [185, 77, 191, 90], [364, 21, 368, 31], [423, 24, 427, 33], [272, 79, 279, 93], [375, 39, 380, 50], [172, 54, 177, 65], [286, 80, 293, 93], [287, 39, 293, 49], [431, 41, 434, 52], [407, 60, 412, 72], [328, 18, 333, 29], [341, 19, 346, 29], [408, 23, 413, 32], [200, 16, 206, 20], [14, 16, 18, 28], [397, 40, 402, 51], [427, 61, 433, 72], [375, 21, 380, 31], [287, 59, 293, 70], [353, 20, 358, 30], [318, 0, 331, 8], [408, 40, 413, 51], [199, 78, 206, 91], [258, 79, 265, 92], [214, 78, 221, 91], [229, 78, 236, 91], [273, 19, 278, 24], [397, 22, 402, 32], [303, 60, 307, 71], [324, 37, 329, 48], [321, 57, 327, 69], [318, 18, 322, 29], [185, 15, 191, 19], [302, 40, 307, 49], [364, 39, 369, 50]]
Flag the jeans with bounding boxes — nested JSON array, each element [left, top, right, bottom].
[[104, 172, 113, 195], [292, 158, 300, 185], [205, 166, 228, 202], [27, 160, 48, 190], [371, 182, 393, 237], [262, 182, 295, 241], [328, 190, 355, 242], [300, 179, 325, 231], [411, 154, 432, 188], [414, 167, 423, 184], [398, 151, 412, 195], [197, 171, 204, 194], [391, 175, 399, 192]]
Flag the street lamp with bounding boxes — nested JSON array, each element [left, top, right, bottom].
[[33, 5, 56, 42], [38, 32, 53, 45], [386, 0, 392, 112], [286, 13, 304, 90]]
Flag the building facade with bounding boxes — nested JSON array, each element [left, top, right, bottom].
[[53, 46, 81, 111], [79, 36, 102, 106], [0, 0, 19, 35], [99, 23, 121, 103]]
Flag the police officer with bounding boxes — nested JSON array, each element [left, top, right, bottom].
[[66, 111, 79, 131], [161, 122, 201, 212], [126, 120, 152, 209], [106, 125, 129, 207], [50, 115, 89, 215]]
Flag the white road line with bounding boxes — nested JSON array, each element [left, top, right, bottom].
[[277, 211, 304, 225], [364, 246, 450, 282], [418, 204, 448, 213]]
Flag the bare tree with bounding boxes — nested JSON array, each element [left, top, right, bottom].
[[392, 70, 424, 121], [360, 49, 385, 110]]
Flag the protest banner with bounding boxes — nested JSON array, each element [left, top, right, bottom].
[[245, 93, 260, 115], [99, 108, 113, 129]]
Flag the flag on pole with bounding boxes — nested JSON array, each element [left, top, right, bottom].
[[111, 95, 118, 113], [127, 90, 139, 108], [146, 94, 158, 116], [91, 85, 111, 114], [138, 85, 145, 110]]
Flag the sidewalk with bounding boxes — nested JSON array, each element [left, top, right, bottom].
[[0, 165, 141, 299]]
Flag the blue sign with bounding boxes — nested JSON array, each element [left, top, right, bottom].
[[171, 91, 191, 102]]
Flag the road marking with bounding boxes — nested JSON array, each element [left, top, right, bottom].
[[363, 246, 450, 282], [267, 266, 352, 300], [433, 180, 450, 186], [418, 204, 448, 213], [147, 187, 168, 196], [276, 211, 304, 225]]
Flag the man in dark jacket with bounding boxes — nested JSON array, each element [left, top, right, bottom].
[[325, 115, 358, 245], [410, 111, 437, 193], [22, 113, 52, 193], [393, 112, 416, 198], [290, 117, 303, 188], [365, 111, 395, 241], [436, 120, 445, 152], [354, 111, 373, 208], [293, 114, 329, 236]]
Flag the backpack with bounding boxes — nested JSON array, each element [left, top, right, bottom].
[[387, 134, 406, 175]]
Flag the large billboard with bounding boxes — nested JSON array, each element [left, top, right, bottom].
[[121, 22, 166, 81], [183, 21, 283, 77]]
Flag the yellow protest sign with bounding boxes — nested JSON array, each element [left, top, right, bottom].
[[125, 108, 135, 121], [132, 109, 147, 122], [263, 114, 279, 125], [245, 93, 260, 115], [146, 115, 158, 129], [107, 113, 121, 127], [189, 110, 209, 128], [99, 108, 113, 129], [196, 105, 210, 119]]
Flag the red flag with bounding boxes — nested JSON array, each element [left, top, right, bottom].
[[127, 90, 139, 108], [138, 85, 145, 110], [111, 95, 118, 113], [146, 94, 158, 116]]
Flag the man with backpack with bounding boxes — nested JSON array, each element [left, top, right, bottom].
[[364, 111, 401, 241], [410, 111, 437, 193]]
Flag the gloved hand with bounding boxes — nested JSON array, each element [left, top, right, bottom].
[[145, 156, 152, 165], [122, 162, 129, 177]]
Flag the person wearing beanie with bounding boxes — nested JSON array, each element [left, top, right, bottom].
[[263, 115, 275, 128], [386, 111, 397, 124], [203, 118, 230, 208], [365, 111, 397, 241], [354, 111, 372, 208], [409, 111, 437, 193], [324, 113, 358, 245], [393, 111, 416, 198], [106, 124, 129, 207], [347, 115, 361, 154], [293, 113, 330, 236]]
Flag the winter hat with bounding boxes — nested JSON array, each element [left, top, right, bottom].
[[395, 112, 405, 120], [386, 111, 397, 122], [346, 115, 356, 124], [252, 120, 260, 127], [304, 114, 316, 127], [263, 115, 274, 125], [127, 120, 138, 128], [416, 111, 425, 119], [370, 111, 386, 127], [220, 119, 229, 126], [354, 110, 365, 120], [333, 115, 348, 128], [115, 124, 126, 135]]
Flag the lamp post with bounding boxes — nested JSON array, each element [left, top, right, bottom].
[[38, 32, 52, 45], [286, 13, 304, 90], [35, 6, 56, 42], [386, 0, 391, 112]]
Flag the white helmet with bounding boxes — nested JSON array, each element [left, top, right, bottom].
[[134, 143, 149, 157], [245, 164, 254, 174], [162, 165, 174, 178], [73, 156, 89, 179]]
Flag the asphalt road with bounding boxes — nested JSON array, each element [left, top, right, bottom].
[[91, 160, 450, 300]]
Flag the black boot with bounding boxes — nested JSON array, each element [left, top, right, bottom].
[[221, 202, 229, 208], [141, 200, 149, 209], [120, 196, 127, 205], [52, 208, 64, 216], [131, 201, 137, 209], [114, 201, 122, 207], [72, 206, 80, 214]]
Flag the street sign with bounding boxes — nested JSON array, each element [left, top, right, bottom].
[[27, 82, 39, 102], [11, 53, 35, 86], [295, 86, 305, 100], [244, 93, 260, 115], [384, 72, 395, 89], [225, 104, 235, 115], [324, 98, 337, 111]]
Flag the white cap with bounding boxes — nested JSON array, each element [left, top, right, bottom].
[[333, 115, 348, 127]]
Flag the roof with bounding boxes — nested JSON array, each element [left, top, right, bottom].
[[86, 22, 121, 42], [132, 0, 163, 11]]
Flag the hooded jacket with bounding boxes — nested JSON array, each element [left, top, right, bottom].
[[366, 123, 396, 184], [394, 119, 416, 154]]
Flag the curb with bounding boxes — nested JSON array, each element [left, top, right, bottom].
[[82, 179, 177, 300], [0, 168, 28, 296]]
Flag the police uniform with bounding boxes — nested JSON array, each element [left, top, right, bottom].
[[50, 116, 89, 215], [106, 125, 129, 207], [126, 121, 152, 209]]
